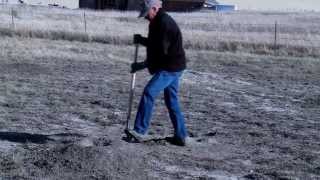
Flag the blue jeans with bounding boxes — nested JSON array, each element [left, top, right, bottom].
[[133, 71, 187, 140]]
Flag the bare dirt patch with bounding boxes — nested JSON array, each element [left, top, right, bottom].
[[0, 36, 319, 179]]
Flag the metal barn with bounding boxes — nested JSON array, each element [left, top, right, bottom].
[[162, 0, 205, 11]]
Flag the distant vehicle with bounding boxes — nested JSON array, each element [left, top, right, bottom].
[[204, 0, 236, 12]]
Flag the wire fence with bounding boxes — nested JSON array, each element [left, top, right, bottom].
[[1, 6, 320, 57]]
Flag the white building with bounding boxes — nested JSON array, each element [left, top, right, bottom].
[[1, 0, 19, 4], [218, 0, 320, 11]]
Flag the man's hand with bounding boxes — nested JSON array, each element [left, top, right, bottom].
[[133, 34, 143, 44], [131, 62, 146, 73]]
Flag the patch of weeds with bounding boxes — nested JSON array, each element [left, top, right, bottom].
[[243, 173, 268, 180], [0, 156, 18, 172], [302, 95, 320, 108]]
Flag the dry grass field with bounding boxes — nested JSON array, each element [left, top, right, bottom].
[[0, 4, 319, 180], [1, 4, 320, 57]]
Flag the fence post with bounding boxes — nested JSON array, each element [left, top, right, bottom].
[[83, 11, 87, 33], [274, 21, 278, 55], [11, 8, 15, 30]]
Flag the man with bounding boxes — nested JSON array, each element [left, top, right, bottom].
[[128, 0, 188, 146]]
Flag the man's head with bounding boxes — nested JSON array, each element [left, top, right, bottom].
[[139, 0, 162, 21]]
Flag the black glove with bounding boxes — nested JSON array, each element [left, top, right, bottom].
[[133, 34, 143, 44], [131, 62, 146, 73]]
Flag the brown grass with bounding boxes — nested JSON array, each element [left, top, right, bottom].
[[0, 4, 320, 57]]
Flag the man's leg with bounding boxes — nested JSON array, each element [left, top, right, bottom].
[[133, 71, 174, 135], [164, 72, 187, 140]]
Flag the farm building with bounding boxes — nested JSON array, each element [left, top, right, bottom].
[[1, 0, 206, 11], [79, 0, 139, 10], [79, 0, 206, 11], [162, 0, 205, 11]]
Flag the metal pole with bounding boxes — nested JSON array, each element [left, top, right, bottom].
[[126, 44, 139, 130], [274, 21, 278, 55]]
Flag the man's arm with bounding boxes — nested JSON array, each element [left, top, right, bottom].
[[131, 61, 148, 73], [159, 20, 172, 56], [134, 34, 148, 47]]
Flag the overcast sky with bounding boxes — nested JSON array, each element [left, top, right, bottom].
[[219, 0, 320, 11]]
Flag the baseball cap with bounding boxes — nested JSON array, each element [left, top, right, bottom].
[[138, 0, 162, 18]]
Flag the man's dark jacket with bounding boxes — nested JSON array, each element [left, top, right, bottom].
[[139, 9, 186, 74]]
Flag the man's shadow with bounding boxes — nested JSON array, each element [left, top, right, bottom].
[[0, 132, 84, 144]]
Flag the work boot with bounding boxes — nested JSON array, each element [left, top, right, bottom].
[[125, 129, 151, 142], [165, 136, 186, 146]]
